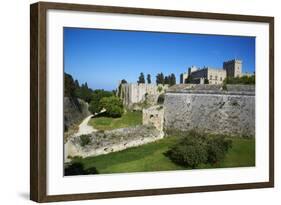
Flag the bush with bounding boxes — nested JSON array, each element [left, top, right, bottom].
[[64, 162, 98, 176], [100, 96, 124, 117], [207, 136, 232, 164], [166, 131, 232, 168], [88, 89, 113, 114], [223, 75, 255, 85], [166, 132, 208, 168], [157, 94, 165, 104], [157, 86, 163, 93], [79, 134, 91, 147], [167, 142, 207, 168]]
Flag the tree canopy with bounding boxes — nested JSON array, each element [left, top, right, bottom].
[[223, 75, 255, 85], [137, 72, 145, 84]]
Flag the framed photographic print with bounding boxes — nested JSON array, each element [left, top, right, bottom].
[[30, 1, 274, 202]]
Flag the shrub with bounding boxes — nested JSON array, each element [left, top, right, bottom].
[[167, 142, 207, 168], [166, 132, 208, 168], [64, 162, 98, 176], [157, 86, 163, 93], [166, 131, 232, 168], [157, 94, 165, 104], [223, 75, 255, 85], [79, 134, 91, 147], [207, 136, 232, 164], [100, 96, 124, 117]]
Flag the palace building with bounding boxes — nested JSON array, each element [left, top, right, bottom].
[[180, 59, 244, 85]]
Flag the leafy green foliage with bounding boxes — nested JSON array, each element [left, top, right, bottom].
[[207, 136, 232, 164], [100, 96, 124, 117], [64, 73, 77, 97], [64, 162, 98, 176], [156, 73, 176, 85], [75, 83, 93, 103], [121, 79, 127, 84], [137, 72, 145, 84], [223, 75, 255, 84], [147, 74, 151, 84], [79, 134, 91, 147], [166, 132, 208, 168], [185, 76, 193, 84], [88, 90, 114, 114], [169, 73, 176, 86], [156, 73, 165, 85], [157, 85, 163, 93], [157, 94, 165, 104], [166, 131, 233, 168]]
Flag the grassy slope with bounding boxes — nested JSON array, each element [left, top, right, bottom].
[[71, 137, 255, 174], [88, 111, 142, 131]]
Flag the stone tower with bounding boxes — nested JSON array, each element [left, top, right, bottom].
[[223, 59, 242, 78]]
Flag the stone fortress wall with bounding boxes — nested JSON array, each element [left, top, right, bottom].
[[164, 84, 255, 137], [118, 83, 169, 108]]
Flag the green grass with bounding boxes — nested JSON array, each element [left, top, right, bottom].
[[88, 111, 142, 131], [70, 136, 255, 174], [199, 137, 255, 169]]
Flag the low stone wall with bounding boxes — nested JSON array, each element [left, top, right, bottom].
[[164, 84, 255, 137], [65, 125, 164, 158]]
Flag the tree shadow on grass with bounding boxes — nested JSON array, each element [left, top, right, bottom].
[[64, 162, 99, 176]]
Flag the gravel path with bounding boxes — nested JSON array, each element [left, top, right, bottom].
[[74, 115, 96, 136], [74, 109, 106, 137]]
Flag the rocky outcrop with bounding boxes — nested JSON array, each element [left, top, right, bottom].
[[64, 97, 91, 131], [65, 125, 164, 158]]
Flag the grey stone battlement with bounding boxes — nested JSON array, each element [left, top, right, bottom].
[[166, 84, 255, 96]]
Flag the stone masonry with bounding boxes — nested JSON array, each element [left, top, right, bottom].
[[118, 83, 169, 109], [164, 84, 255, 137], [143, 105, 164, 132]]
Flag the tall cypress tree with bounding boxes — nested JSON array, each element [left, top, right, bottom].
[[137, 72, 145, 84], [170, 73, 176, 85], [147, 74, 151, 84]]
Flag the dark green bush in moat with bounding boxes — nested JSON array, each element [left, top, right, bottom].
[[166, 131, 232, 168], [79, 134, 91, 147], [64, 162, 98, 176], [207, 136, 232, 164]]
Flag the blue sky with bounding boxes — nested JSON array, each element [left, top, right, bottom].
[[64, 27, 255, 91]]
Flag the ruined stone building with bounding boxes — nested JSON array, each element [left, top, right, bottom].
[[180, 59, 245, 85]]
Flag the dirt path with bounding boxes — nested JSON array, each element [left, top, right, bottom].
[[74, 109, 106, 137], [74, 115, 96, 137]]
